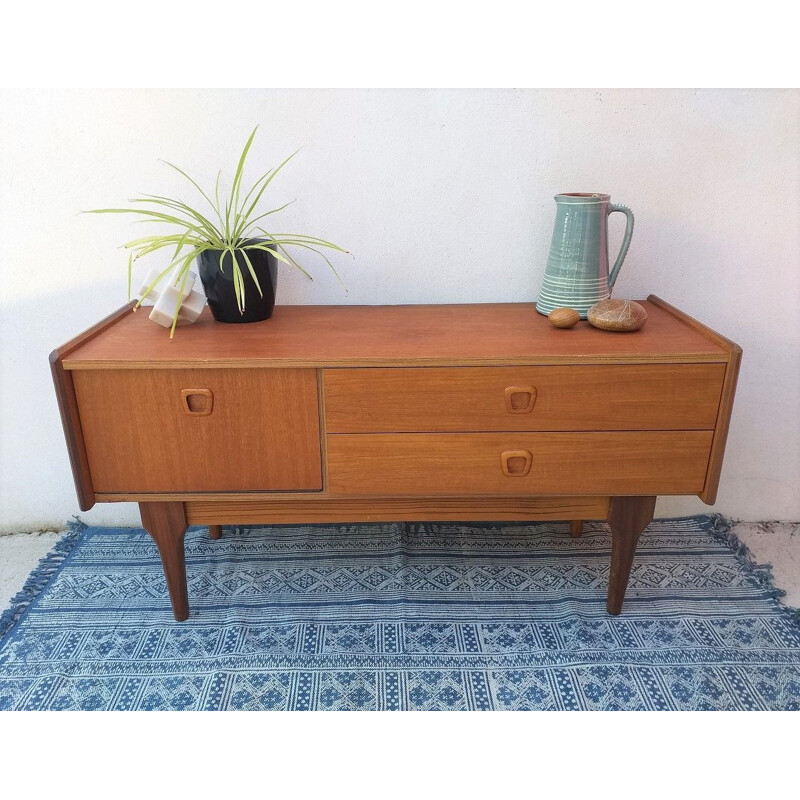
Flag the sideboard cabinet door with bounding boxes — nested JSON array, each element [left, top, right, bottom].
[[72, 368, 321, 493]]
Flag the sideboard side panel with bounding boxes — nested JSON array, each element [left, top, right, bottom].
[[646, 295, 743, 505], [50, 353, 96, 511], [49, 303, 137, 510], [699, 345, 742, 504]]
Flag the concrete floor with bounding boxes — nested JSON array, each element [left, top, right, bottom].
[[732, 521, 800, 608], [1, 522, 799, 612], [0, 530, 65, 611]]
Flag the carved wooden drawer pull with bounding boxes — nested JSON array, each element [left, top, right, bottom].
[[181, 388, 214, 416], [501, 450, 533, 477], [504, 386, 537, 414]]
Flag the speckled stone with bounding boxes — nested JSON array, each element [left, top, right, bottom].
[[587, 299, 647, 331]]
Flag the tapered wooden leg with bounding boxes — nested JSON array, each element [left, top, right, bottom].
[[209, 525, 222, 540], [569, 520, 583, 538], [139, 502, 189, 621], [607, 496, 656, 615]]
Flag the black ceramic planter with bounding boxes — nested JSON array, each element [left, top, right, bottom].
[[197, 245, 278, 324]]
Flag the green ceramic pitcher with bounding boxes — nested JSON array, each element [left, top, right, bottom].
[[536, 193, 634, 318]]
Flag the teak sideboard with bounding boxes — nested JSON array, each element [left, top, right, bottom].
[[50, 298, 741, 620]]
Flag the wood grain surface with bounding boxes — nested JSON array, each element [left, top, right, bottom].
[[324, 363, 725, 432], [700, 346, 742, 504], [62, 301, 729, 370], [645, 296, 742, 504], [184, 495, 610, 524], [139, 501, 189, 621], [326, 431, 714, 496], [607, 495, 658, 614], [49, 302, 136, 510], [73, 368, 321, 493], [50, 296, 743, 619]]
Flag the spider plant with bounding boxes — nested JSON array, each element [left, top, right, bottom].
[[85, 127, 348, 336]]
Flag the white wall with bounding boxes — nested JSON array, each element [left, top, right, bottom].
[[1, 88, 798, 531]]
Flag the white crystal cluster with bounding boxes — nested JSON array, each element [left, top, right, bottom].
[[138, 267, 206, 328]]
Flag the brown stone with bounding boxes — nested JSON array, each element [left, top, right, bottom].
[[587, 299, 647, 332], [548, 307, 581, 329]]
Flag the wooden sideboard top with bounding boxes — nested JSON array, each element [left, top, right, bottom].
[[60, 295, 734, 370]]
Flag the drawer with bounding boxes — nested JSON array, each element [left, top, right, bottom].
[[326, 431, 713, 496], [323, 364, 725, 432], [73, 368, 321, 493]]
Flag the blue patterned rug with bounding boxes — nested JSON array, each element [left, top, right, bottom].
[[1, 515, 798, 710]]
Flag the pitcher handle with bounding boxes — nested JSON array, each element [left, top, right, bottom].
[[607, 204, 635, 288]]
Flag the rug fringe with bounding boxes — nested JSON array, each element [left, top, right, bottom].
[[703, 513, 800, 626], [3, 514, 798, 640], [0, 517, 86, 642]]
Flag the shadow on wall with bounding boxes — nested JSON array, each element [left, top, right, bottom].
[[2, 284, 146, 532], [641, 216, 800, 520]]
